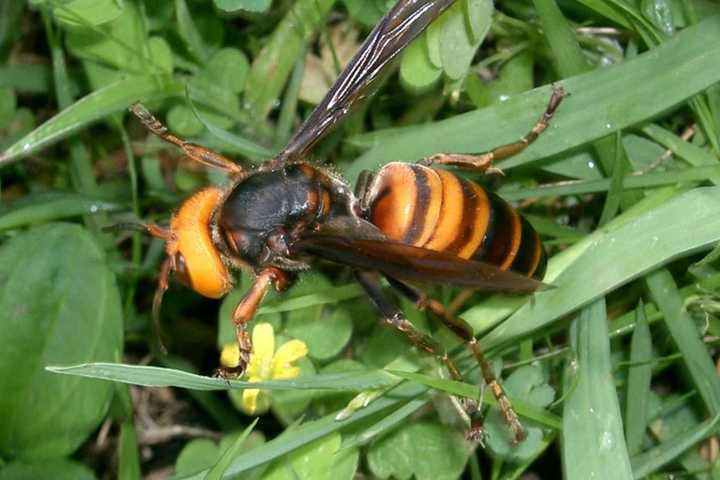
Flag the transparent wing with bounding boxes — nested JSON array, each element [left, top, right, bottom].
[[297, 234, 548, 294], [276, 0, 457, 163]]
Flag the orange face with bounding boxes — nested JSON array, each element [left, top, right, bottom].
[[167, 187, 232, 298]]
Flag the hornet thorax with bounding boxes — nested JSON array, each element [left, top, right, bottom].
[[217, 163, 350, 269]]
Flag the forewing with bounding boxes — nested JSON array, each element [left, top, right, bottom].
[[296, 235, 547, 294], [277, 0, 457, 163]]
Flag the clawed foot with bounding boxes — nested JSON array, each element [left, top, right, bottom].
[[465, 424, 487, 445], [213, 365, 246, 380]]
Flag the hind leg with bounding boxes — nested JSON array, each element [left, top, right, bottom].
[[419, 86, 566, 174]]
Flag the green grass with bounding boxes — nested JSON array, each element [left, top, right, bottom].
[[1, 0, 720, 479]]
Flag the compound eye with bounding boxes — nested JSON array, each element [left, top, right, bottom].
[[173, 252, 192, 290]]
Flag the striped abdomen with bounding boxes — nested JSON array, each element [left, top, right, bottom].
[[364, 162, 546, 279]]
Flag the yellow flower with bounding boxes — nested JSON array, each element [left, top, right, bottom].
[[220, 322, 308, 415]]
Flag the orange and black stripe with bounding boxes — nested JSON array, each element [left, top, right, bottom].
[[367, 162, 546, 279]]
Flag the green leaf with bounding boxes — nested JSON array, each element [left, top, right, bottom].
[[0, 459, 96, 480], [438, 0, 493, 80], [285, 275, 354, 361], [47, 363, 397, 391], [562, 299, 633, 480], [479, 187, 720, 350], [148, 37, 174, 74], [214, 0, 272, 13], [64, 2, 150, 74], [0, 75, 181, 166], [175, 0, 210, 63], [174, 428, 265, 478], [176, 439, 221, 477], [201, 48, 250, 95], [0, 223, 123, 460], [263, 432, 358, 480], [52, 0, 124, 28], [485, 365, 555, 461], [399, 34, 442, 92], [341, 0, 387, 26], [366, 422, 471, 480], [346, 16, 720, 181]]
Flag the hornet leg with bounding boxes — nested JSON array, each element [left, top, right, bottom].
[[419, 86, 566, 174], [355, 271, 464, 383], [386, 277, 526, 443], [129, 103, 243, 175], [218, 268, 290, 377]]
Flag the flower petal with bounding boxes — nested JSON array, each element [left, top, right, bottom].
[[219, 343, 240, 368], [246, 322, 275, 378], [239, 388, 271, 416], [273, 365, 300, 380], [271, 339, 308, 379], [241, 388, 260, 415]]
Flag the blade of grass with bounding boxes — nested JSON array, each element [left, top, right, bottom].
[[187, 92, 274, 160], [205, 418, 259, 480], [0, 64, 52, 93], [118, 420, 141, 480], [533, 0, 640, 212], [478, 186, 720, 351], [532, 0, 589, 76], [645, 269, 720, 415], [274, 49, 306, 149], [46, 363, 397, 391], [498, 164, 720, 201], [340, 396, 428, 450], [386, 369, 562, 429], [257, 284, 365, 315], [175, 0, 209, 63], [462, 187, 680, 336], [0, 193, 121, 231], [245, 0, 334, 118], [641, 124, 720, 184], [177, 381, 430, 479], [597, 132, 629, 225], [161, 355, 243, 431], [624, 300, 653, 455], [0, 75, 182, 166], [631, 415, 720, 478], [562, 299, 633, 480], [345, 16, 720, 182]]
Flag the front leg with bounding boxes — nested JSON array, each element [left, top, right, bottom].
[[129, 103, 243, 175], [219, 267, 290, 377]]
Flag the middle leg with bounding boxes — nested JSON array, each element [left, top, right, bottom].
[[355, 271, 464, 383]]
